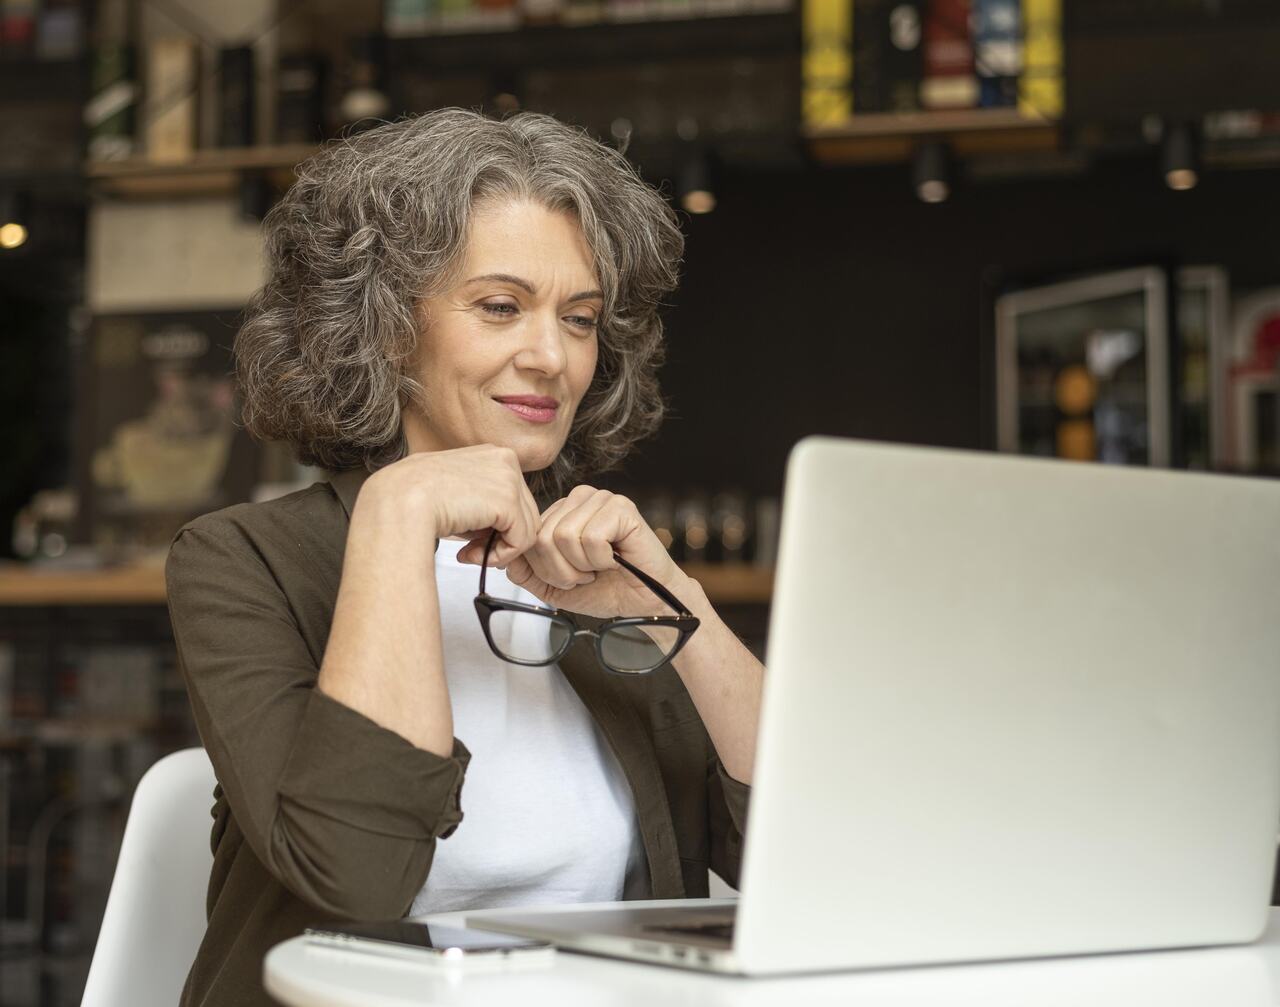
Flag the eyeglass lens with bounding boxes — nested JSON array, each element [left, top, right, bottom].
[[599, 623, 681, 672], [485, 609, 679, 673], [486, 609, 574, 664]]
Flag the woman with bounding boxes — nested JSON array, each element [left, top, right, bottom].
[[166, 108, 764, 1007]]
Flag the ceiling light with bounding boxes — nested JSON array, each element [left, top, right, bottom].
[[679, 147, 717, 215], [0, 191, 29, 249], [1162, 122, 1200, 191], [912, 141, 952, 204]]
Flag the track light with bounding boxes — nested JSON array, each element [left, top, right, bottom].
[[0, 191, 29, 249], [678, 146, 717, 215], [1162, 122, 1200, 191], [912, 141, 951, 204]]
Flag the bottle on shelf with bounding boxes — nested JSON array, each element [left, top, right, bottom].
[[973, 0, 1020, 108], [920, 0, 978, 110], [852, 0, 924, 114], [143, 37, 199, 163], [1018, 0, 1062, 120], [217, 46, 255, 148], [276, 52, 328, 144], [84, 0, 138, 163]]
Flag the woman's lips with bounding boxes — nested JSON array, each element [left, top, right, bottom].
[[495, 396, 559, 424]]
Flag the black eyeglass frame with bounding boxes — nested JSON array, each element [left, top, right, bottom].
[[473, 529, 701, 675]]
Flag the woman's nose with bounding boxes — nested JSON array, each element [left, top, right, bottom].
[[515, 311, 568, 375]]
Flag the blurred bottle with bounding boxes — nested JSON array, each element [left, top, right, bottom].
[[920, 0, 978, 110], [0, 0, 35, 56], [973, 0, 1020, 108], [752, 496, 780, 569], [337, 35, 390, 131], [217, 46, 255, 147], [85, 0, 137, 162], [478, 0, 521, 30], [11, 489, 78, 563], [36, 0, 84, 60], [276, 52, 328, 143], [520, 0, 563, 26], [143, 36, 199, 162], [674, 493, 710, 565], [710, 490, 750, 565], [384, 0, 434, 36], [562, 0, 604, 24], [637, 491, 677, 557]]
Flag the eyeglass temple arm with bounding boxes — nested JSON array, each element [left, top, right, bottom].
[[482, 529, 692, 618], [611, 552, 692, 617], [480, 529, 498, 594]]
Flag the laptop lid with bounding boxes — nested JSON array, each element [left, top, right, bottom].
[[735, 437, 1280, 974]]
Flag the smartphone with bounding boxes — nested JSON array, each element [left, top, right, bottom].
[[304, 921, 555, 966]]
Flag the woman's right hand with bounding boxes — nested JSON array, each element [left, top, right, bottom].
[[354, 445, 542, 567]]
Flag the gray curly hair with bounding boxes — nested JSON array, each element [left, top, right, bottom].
[[235, 107, 685, 500]]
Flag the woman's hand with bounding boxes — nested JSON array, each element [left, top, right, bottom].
[[356, 444, 541, 566], [457, 485, 685, 619]]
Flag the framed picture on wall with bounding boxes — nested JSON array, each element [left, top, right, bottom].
[[995, 266, 1172, 467], [1175, 266, 1230, 470], [75, 309, 259, 556]]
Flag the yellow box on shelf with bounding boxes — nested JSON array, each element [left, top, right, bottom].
[[1019, 0, 1063, 120], [802, 0, 853, 128]]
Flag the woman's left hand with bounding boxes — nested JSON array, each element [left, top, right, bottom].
[[456, 485, 684, 619]]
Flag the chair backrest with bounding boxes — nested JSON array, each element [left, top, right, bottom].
[[81, 747, 216, 1007]]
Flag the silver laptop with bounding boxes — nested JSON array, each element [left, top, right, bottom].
[[469, 437, 1280, 975]]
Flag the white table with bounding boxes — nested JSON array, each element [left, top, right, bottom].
[[265, 901, 1280, 1007]]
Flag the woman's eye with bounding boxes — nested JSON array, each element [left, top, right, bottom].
[[567, 316, 599, 331], [480, 303, 517, 317]]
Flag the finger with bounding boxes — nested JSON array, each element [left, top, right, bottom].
[[457, 474, 540, 568], [527, 489, 606, 589], [456, 531, 498, 567], [580, 496, 639, 570], [540, 483, 596, 522], [488, 477, 541, 567], [516, 480, 543, 556], [550, 489, 618, 574], [502, 553, 538, 591], [524, 533, 596, 590]]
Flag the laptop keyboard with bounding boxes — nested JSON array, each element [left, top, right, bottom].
[[642, 921, 736, 941]]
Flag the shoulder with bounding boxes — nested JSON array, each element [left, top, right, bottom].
[[166, 481, 346, 587]]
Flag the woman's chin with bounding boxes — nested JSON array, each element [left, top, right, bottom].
[[509, 436, 565, 474], [517, 449, 559, 474]]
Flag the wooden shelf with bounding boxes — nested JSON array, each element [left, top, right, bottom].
[[0, 563, 167, 606], [86, 144, 319, 198], [681, 563, 774, 604], [0, 561, 773, 607], [805, 108, 1060, 165]]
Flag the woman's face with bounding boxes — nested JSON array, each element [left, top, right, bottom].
[[404, 197, 601, 472]]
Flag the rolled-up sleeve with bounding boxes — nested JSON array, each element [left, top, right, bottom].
[[708, 757, 750, 890], [166, 519, 469, 921]]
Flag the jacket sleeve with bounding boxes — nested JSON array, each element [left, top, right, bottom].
[[166, 517, 469, 921], [708, 757, 750, 890]]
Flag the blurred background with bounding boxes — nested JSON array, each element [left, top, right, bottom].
[[2, 0, 1280, 1003]]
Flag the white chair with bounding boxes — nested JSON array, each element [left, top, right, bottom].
[[81, 747, 216, 1007]]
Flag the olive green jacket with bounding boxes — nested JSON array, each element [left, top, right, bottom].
[[165, 467, 750, 1007]]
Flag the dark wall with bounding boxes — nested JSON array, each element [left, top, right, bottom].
[[0, 255, 79, 559], [612, 154, 1280, 496]]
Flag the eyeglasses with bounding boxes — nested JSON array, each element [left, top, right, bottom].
[[473, 529, 700, 675]]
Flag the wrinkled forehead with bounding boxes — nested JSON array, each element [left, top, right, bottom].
[[454, 197, 600, 288]]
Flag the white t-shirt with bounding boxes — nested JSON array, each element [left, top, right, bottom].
[[407, 538, 643, 917]]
